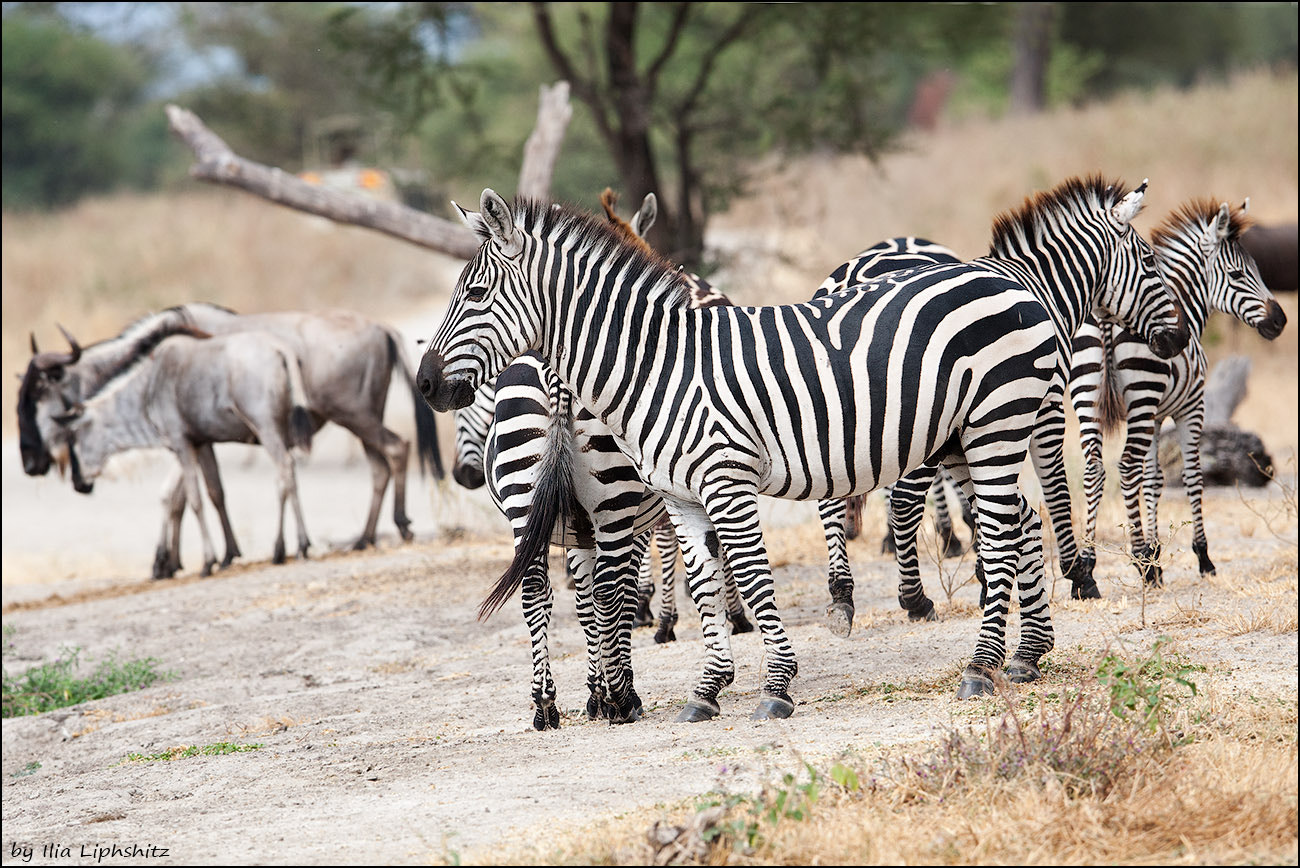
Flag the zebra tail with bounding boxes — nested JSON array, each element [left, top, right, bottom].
[[479, 389, 576, 621], [281, 349, 314, 455], [386, 328, 445, 480], [1096, 322, 1126, 438]]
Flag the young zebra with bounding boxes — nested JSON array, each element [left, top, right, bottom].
[[1069, 199, 1286, 586], [418, 175, 1185, 720]]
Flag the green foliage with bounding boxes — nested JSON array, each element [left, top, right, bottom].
[[1, 8, 170, 209], [2, 645, 173, 718], [10, 761, 41, 779], [124, 742, 262, 763], [1096, 637, 1201, 733]]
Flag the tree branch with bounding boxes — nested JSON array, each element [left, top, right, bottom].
[[673, 6, 758, 118], [644, 3, 691, 97], [166, 81, 573, 258], [532, 1, 613, 142]]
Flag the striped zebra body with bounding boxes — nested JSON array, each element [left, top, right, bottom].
[[1069, 199, 1286, 586], [419, 177, 1184, 715]]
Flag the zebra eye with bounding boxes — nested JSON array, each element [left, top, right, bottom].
[[1142, 253, 1156, 268], [1229, 270, 1244, 280], [465, 285, 489, 303]]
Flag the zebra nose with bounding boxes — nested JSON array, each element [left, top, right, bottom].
[[453, 462, 485, 490], [416, 349, 445, 401]]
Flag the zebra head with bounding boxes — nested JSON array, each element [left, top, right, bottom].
[[452, 381, 496, 490], [1203, 200, 1287, 341], [418, 189, 543, 413], [17, 325, 83, 477], [1090, 180, 1190, 359]]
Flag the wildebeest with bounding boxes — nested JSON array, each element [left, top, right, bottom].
[[1240, 222, 1297, 294], [55, 329, 316, 576], [19, 303, 442, 577]]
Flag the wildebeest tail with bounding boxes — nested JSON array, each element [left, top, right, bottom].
[[278, 347, 314, 454], [386, 328, 445, 480], [1096, 322, 1126, 437], [479, 386, 576, 621]]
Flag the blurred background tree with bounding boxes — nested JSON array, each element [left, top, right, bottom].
[[3, 1, 1296, 264]]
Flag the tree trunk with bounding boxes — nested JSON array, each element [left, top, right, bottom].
[[1009, 3, 1055, 116]]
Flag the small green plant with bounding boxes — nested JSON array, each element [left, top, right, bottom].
[[2, 646, 173, 718], [1096, 637, 1200, 733], [10, 761, 41, 778], [124, 742, 262, 763]]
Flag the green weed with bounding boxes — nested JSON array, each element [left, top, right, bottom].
[[123, 742, 263, 763], [2, 645, 173, 718]]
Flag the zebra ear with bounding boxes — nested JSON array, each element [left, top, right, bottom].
[[1241, 197, 1250, 214], [1214, 202, 1232, 241], [1112, 178, 1148, 225], [630, 193, 657, 238], [480, 189, 523, 257], [452, 200, 482, 233]]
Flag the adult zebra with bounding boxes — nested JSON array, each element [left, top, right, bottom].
[[449, 190, 750, 728], [1069, 198, 1286, 586], [418, 175, 1185, 720]]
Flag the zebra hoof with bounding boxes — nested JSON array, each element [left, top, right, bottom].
[[729, 612, 754, 635], [751, 693, 795, 720], [904, 596, 938, 621], [586, 692, 605, 721], [941, 534, 964, 560], [825, 602, 854, 638], [610, 693, 644, 725], [955, 670, 996, 700], [1070, 579, 1102, 600], [634, 595, 654, 628], [533, 702, 561, 731], [676, 697, 720, 723], [1005, 657, 1041, 684]]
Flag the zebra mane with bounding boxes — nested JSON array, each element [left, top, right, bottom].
[[990, 174, 1131, 255], [497, 196, 691, 310], [1151, 198, 1253, 246], [82, 325, 210, 403]]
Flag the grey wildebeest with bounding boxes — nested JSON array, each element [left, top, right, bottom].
[[18, 303, 442, 577], [55, 329, 316, 575]]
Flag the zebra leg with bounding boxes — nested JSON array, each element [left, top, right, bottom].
[[1006, 494, 1054, 682], [663, 499, 737, 722], [892, 466, 939, 621], [702, 487, 798, 721], [817, 498, 855, 636], [1139, 428, 1165, 587], [721, 559, 753, 635], [633, 529, 655, 628], [1077, 414, 1106, 594], [1175, 411, 1214, 575], [931, 473, 964, 559], [155, 466, 186, 579], [880, 486, 897, 555], [1029, 395, 1097, 598], [654, 519, 681, 644], [1118, 418, 1159, 586], [522, 546, 561, 731], [589, 536, 643, 724]]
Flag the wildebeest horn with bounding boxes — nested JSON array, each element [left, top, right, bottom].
[[56, 323, 82, 363], [30, 333, 39, 355]]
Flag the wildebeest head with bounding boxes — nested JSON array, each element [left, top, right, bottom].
[[17, 326, 83, 476]]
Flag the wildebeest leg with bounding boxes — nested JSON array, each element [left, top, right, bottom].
[[154, 465, 186, 579], [178, 443, 219, 577], [196, 444, 241, 568], [336, 418, 391, 549], [261, 437, 310, 564], [380, 427, 415, 541]]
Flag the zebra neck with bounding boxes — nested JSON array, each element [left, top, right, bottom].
[[537, 243, 687, 439], [978, 255, 1089, 341], [1154, 237, 1211, 337]]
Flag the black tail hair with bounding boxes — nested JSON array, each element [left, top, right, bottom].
[[479, 387, 576, 621], [290, 405, 314, 453], [1096, 322, 1126, 438], [388, 331, 445, 480]]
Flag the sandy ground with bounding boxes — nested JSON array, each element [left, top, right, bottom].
[[2, 418, 1297, 865]]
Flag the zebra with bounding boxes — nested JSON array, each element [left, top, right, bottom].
[[1068, 198, 1286, 587], [448, 190, 750, 728], [417, 175, 1185, 719], [52, 330, 316, 574]]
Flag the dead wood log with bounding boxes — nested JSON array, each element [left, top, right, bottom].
[[165, 81, 573, 259]]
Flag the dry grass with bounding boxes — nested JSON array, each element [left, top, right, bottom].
[[480, 651, 1297, 867]]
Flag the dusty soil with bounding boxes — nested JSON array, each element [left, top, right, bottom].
[[2, 423, 1296, 865]]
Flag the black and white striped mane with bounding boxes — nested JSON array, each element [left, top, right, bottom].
[[989, 174, 1132, 255], [493, 197, 692, 310], [1152, 197, 1252, 246]]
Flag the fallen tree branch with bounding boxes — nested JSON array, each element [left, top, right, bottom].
[[165, 81, 573, 259]]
